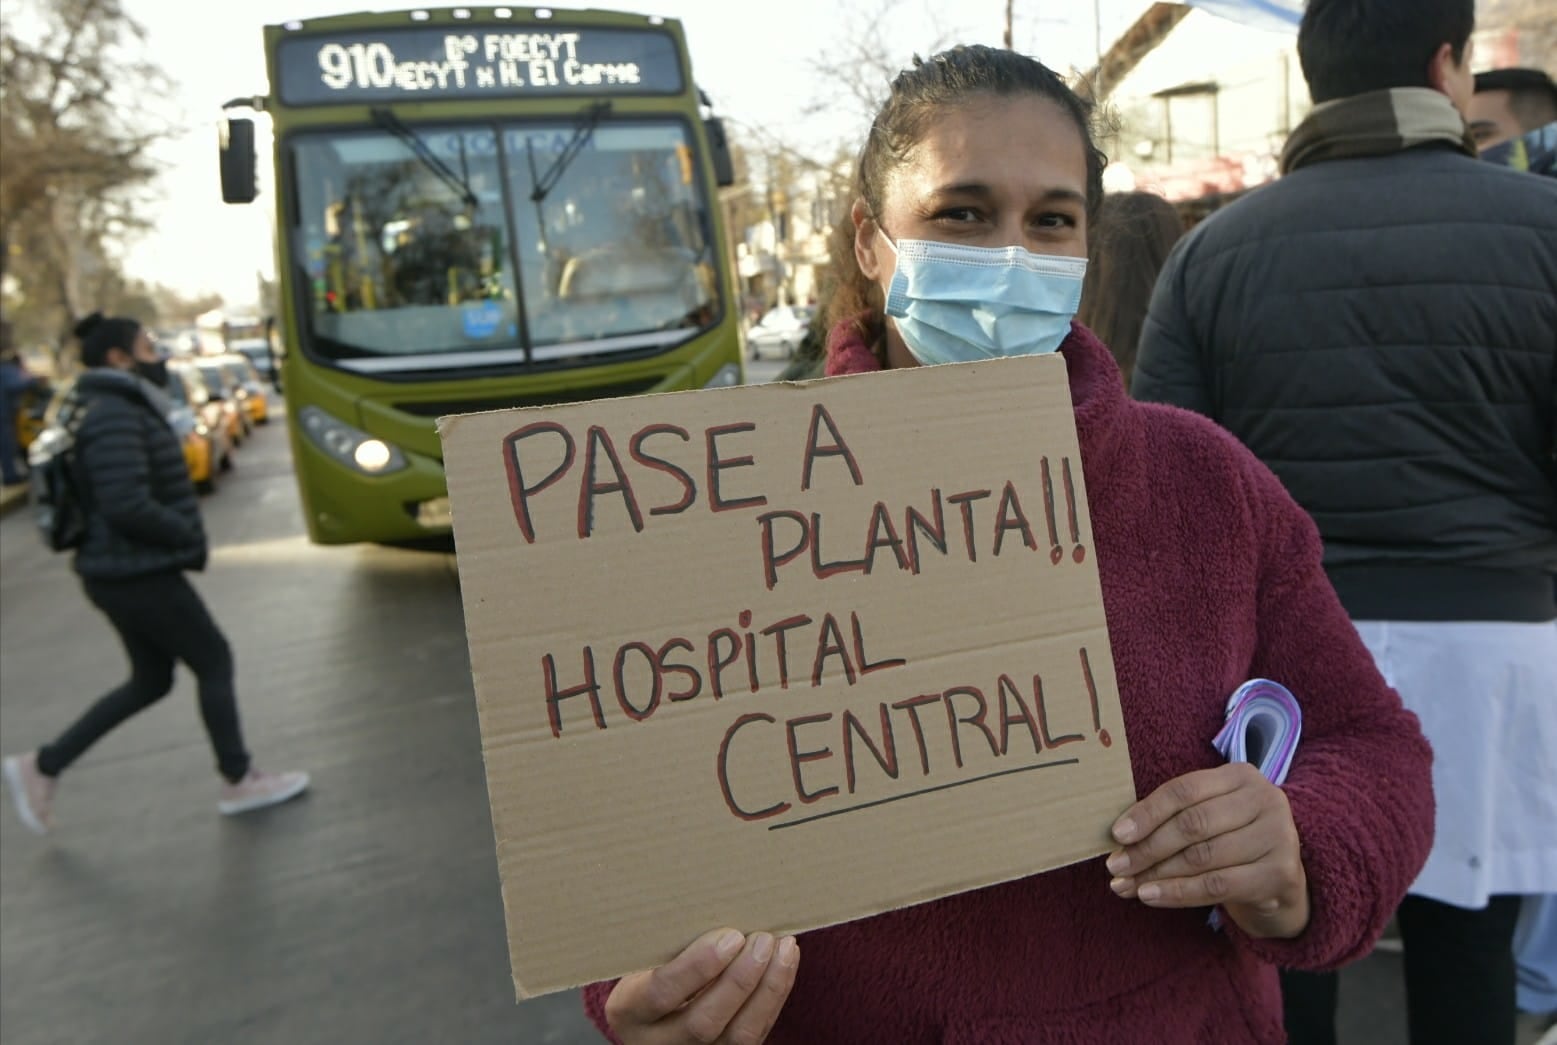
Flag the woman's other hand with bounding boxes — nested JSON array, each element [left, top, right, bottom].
[[1106, 763, 1311, 939], [605, 928, 800, 1044]]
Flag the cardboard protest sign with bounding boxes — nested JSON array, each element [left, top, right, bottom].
[[438, 354, 1135, 999]]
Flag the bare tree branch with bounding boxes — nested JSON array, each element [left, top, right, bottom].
[[802, 0, 956, 129], [0, 0, 172, 336]]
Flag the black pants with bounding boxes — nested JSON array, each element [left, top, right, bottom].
[[38, 572, 251, 784], [1282, 893, 1523, 1045]]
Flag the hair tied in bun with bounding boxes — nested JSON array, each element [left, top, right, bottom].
[[73, 312, 106, 340]]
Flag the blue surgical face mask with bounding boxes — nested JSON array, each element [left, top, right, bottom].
[[881, 234, 1088, 366]]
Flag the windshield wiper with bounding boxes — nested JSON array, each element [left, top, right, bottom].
[[370, 107, 479, 210], [529, 101, 612, 203]]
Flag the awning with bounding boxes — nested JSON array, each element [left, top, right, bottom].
[[1185, 0, 1301, 34]]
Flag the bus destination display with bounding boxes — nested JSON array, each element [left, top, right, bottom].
[[277, 26, 684, 105]]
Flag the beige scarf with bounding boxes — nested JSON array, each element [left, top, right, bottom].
[[1280, 87, 1476, 174]]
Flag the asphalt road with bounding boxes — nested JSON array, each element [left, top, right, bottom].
[[0, 410, 595, 1044], [0, 375, 1503, 1044]]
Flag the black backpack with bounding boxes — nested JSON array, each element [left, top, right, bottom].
[[29, 394, 90, 552]]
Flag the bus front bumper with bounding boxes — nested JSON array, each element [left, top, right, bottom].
[[294, 440, 453, 545]]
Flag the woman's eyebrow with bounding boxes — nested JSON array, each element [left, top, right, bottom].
[[1035, 187, 1089, 207], [927, 183, 1087, 207], [926, 182, 997, 203]]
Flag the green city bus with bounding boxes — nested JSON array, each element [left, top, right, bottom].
[[219, 7, 743, 544]]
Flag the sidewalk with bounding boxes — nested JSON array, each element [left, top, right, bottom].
[[0, 482, 27, 518]]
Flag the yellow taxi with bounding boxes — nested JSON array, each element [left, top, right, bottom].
[[13, 381, 51, 458], [180, 419, 217, 493], [166, 359, 233, 486], [189, 357, 250, 447], [217, 354, 270, 426]]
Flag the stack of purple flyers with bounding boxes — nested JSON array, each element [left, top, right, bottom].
[[1212, 678, 1303, 786], [1208, 679, 1302, 930]]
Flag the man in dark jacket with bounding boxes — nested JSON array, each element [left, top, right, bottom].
[[1131, 2, 1557, 1043], [2, 313, 307, 835]]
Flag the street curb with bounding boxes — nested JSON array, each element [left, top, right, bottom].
[[0, 484, 29, 519]]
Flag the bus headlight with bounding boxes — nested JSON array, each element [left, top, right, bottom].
[[353, 440, 394, 473], [704, 363, 741, 389], [299, 405, 408, 475]]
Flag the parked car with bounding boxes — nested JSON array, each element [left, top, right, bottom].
[[235, 343, 278, 389], [221, 316, 278, 387], [42, 371, 220, 493], [167, 359, 234, 482], [189, 357, 250, 445], [746, 305, 815, 360], [229, 332, 279, 390], [215, 353, 270, 426]]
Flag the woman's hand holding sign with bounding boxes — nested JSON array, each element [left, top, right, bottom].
[[1106, 763, 1311, 940], [606, 928, 800, 1044]]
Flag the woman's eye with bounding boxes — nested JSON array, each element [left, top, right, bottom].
[[1036, 213, 1077, 230], [934, 207, 982, 224]]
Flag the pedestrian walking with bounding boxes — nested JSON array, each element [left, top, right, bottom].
[[1132, 2, 1557, 1043], [2, 313, 309, 835], [582, 44, 1434, 1045]]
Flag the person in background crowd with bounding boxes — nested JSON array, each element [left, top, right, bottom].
[[1132, 1, 1557, 1043], [1513, 893, 1557, 1038], [1473, 63, 1557, 1045], [580, 43, 1434, 1045], [2, 313, 309, 836], [1075, 191, 1185, 387], [1468, 66, 1557, 175], [0, 319, 41, 486]]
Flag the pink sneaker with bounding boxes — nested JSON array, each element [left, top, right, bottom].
[[3, 752, 57, 834], [218, 768, 310, 816]]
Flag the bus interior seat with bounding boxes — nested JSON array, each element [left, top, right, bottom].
[[557, 247, 701, 330]]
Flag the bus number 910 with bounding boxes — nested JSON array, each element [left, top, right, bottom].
[[318, 42, 399, 90]]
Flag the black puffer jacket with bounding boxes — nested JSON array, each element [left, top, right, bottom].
[[71, 369, 207, 580], [1133, 146, 1557, 623]]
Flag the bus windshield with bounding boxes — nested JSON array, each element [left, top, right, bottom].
[[290, 118, 720, 367]]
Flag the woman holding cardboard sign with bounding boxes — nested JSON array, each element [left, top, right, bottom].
[[586, 45, 1433, 1044]]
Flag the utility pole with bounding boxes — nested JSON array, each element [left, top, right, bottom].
[[1095, 0, 1104, 60], [1004, 0, 1015, 49]]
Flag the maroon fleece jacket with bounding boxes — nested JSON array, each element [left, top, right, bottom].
[[583, 321, 1434, 1044]]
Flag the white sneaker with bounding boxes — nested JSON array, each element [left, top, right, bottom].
[[218, 768, 309, 816], [3, 752, 56, 834]]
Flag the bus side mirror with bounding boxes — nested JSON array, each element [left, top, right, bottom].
[[220, 117, 259, 204], [703, 117, 736, 189]]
